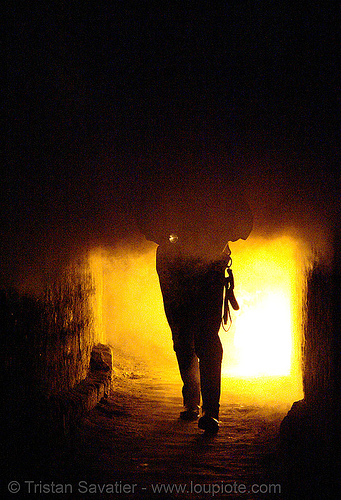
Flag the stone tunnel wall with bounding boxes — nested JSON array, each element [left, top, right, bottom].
[[279, 228, 341, 496], [301, 231, 341, 412], [0, 255, 105, 404], [302, 260, 335, 407]]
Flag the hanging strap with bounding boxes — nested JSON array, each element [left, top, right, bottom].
[[223, 265, 240, 327]]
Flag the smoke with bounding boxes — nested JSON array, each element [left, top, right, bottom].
[[2, 128, 337, 296], [98, 244, 176, 375]]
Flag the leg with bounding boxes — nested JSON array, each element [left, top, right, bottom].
[[196, 331, 223, 433], [156, 252, 200, 417], [175, 342, 201, 414], [198, 336, 223, 419], [194, 264, 225, 431]]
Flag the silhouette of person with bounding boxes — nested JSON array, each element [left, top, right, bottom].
[[135, 175, 253, 433]]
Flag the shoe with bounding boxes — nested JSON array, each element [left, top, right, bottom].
[[180, 408, 200, 421], [198, 414, 219, 434]]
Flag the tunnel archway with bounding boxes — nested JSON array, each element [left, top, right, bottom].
[[89, 232, 310, 407]]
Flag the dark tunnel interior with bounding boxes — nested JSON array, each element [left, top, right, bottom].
[[3, 2, 340, 498]]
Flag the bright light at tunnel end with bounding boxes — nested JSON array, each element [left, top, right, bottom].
[[89, 234, 305, 405], [221, 236, 303, 381], [222, 293, 292, 377]]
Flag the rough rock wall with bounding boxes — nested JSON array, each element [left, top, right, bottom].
[[0, 255, 104, 402], [302, 260, 336, 407], [279, 234, 341, 497]]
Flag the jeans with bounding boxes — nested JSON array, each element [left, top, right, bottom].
[[156, 245, 225, 418]]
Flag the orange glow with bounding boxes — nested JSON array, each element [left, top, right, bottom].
[[222, 236, 302, 375], [221, 235, 305, 404], [93, 246, 175, 367], [89, 234, 306, 405]]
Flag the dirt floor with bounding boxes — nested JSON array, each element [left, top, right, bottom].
[[4, 351, 338, 499], [44, 366, 288, 500]]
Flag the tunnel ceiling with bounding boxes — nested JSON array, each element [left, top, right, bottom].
[[4, 1, 339, 289]]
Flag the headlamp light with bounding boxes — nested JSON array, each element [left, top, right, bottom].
[[169, 233, 179, 244]]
